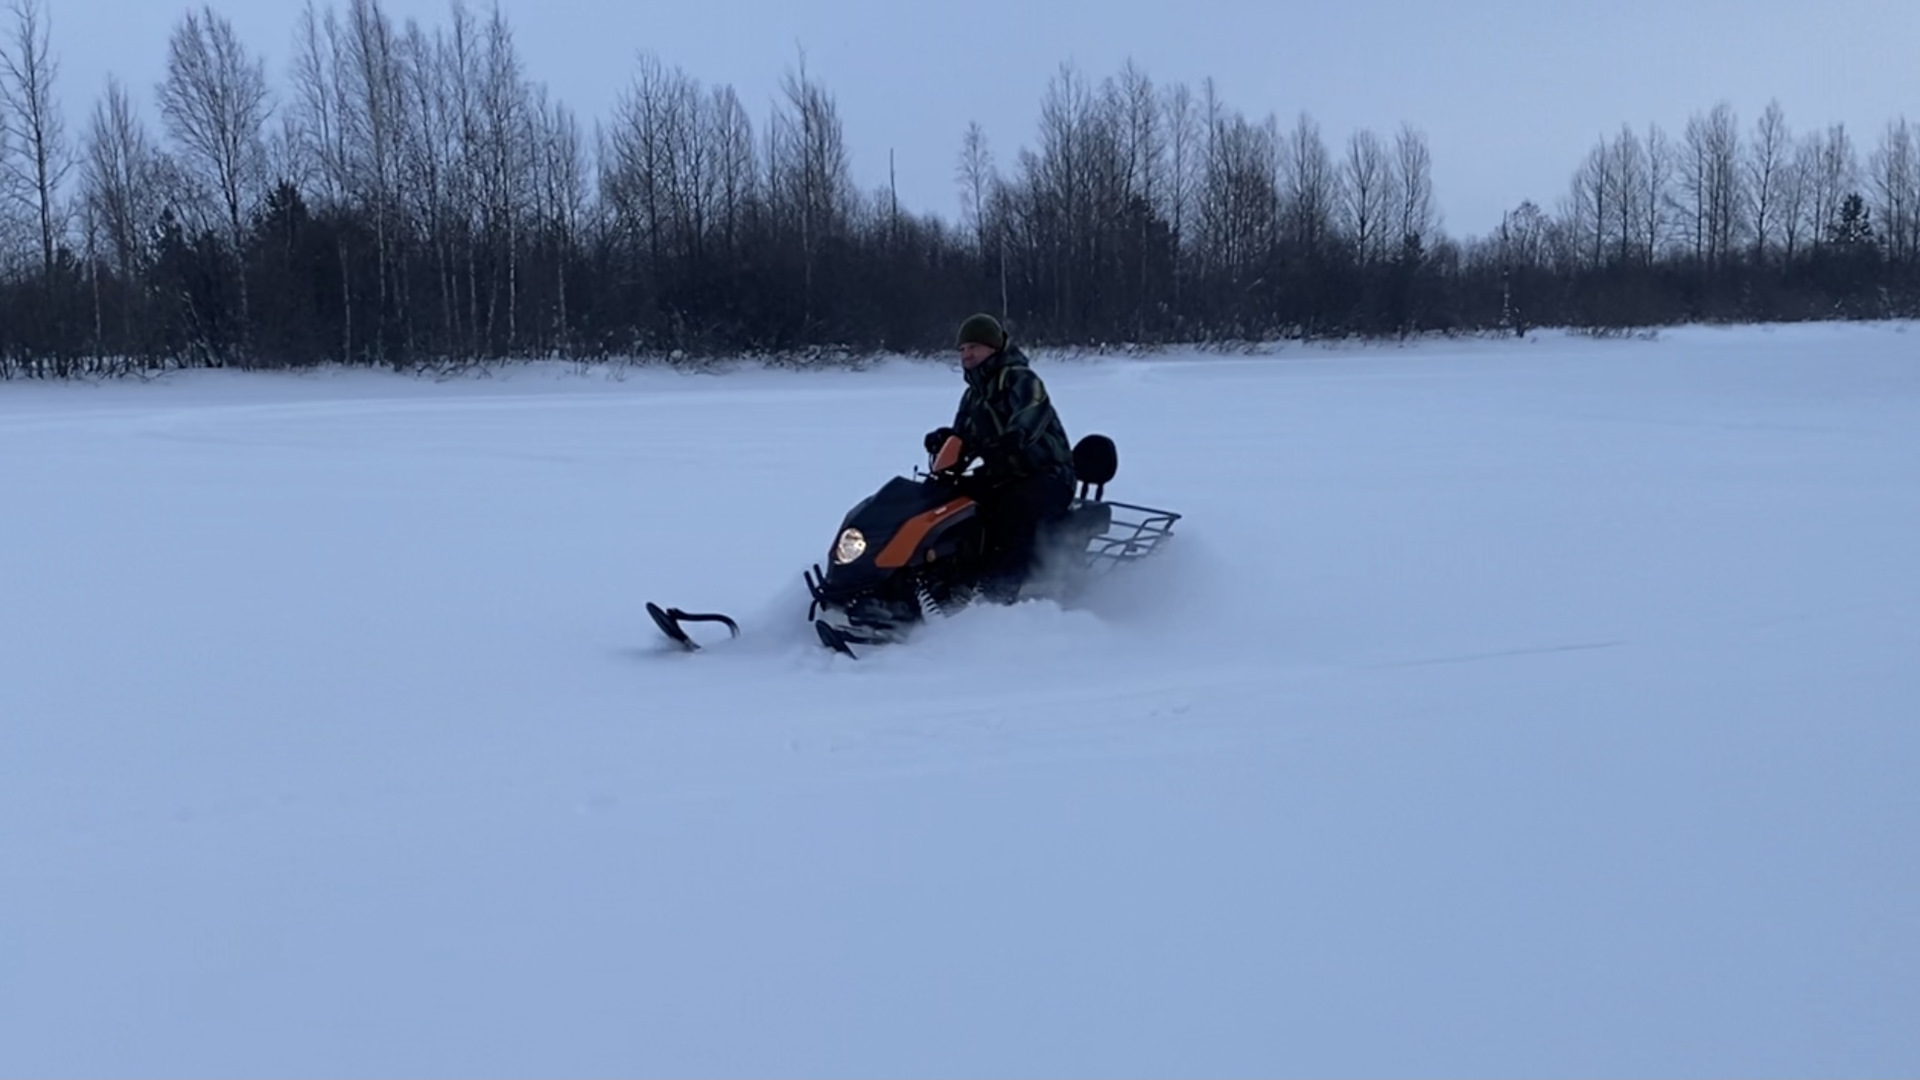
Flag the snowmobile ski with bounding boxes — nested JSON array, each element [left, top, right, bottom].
[[647, 602, 739, 651]]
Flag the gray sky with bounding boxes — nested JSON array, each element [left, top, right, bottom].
[[38, 0, 1920, 238]]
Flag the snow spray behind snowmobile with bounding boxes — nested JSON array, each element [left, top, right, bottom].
[[647, 432, 1181, 657]]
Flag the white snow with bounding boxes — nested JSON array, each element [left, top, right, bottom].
[[3, 323, 1916, 1076]]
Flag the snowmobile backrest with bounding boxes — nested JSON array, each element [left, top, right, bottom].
[[1072, 434, 1118, 499]]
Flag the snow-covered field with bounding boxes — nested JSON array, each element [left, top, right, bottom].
[[3, 323, 1916, 1077]]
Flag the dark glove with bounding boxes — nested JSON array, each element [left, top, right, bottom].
[[923, 426, 957, 455]]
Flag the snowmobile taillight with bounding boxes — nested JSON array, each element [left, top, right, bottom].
[[833, 527, 867, 564]]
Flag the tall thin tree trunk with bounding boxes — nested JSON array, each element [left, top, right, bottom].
[[507, 206, 518, 353], [556, 243, 567, 354], [338, 237, 353, 364]]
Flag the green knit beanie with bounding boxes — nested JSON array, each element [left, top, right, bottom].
[[956, 313, 1007, 351]]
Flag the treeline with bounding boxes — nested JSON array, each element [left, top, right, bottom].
[[1493, 102, 1919, 332], [1, 0, 1916, 378]]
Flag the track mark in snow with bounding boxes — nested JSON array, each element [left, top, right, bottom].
[[1364, 639, 1627, 670]]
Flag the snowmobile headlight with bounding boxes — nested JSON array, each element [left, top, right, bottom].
[[833, 527, 867, 564]]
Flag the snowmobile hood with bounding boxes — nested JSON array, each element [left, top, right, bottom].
[[813, 474, 980, 601]]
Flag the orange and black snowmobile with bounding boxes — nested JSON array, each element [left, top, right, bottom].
[[648, 432, 1180, 657]]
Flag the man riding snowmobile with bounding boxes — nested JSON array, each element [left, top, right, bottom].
[[922, 313, 1076, 602], [643, 312, 1184, 656]]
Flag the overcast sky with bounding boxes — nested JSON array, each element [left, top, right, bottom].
[[34, 0, 1920, 238]]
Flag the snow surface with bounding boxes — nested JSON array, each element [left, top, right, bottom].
[[3, 323, 1916, 1077]]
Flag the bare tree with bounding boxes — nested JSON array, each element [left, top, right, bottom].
[[393, 14, 456, 350], [1197, 98, 1279, 282], [475, 4, 530, 350], [1605, 126, 1646, 265], [1563, 128, 1650, 271], [1500, 199, 1552, 269], [1192, 77, 1228, 277], [528, 83, 584, 347], [0, 0, 70, 282], [605, 52, 688, 287], [1868, 117, 1917, 264], [81, 75, 163, 353], [343, 0, 407, 357], [1566, 139, 1611, 270], [153, 3, 269, 363], [290, 1, 348, 206], [1393, 122, 1437, 250], [707, 84, 754, 259], [769, 47, 851, 327], [602, 57, 653, 274], [289, 0, 357, 360], [1110, 58, 1162, 316], [954, 120, 994, 258], [1774, 136, 1811, 260], [425, 0, 491, 354], [157, 5, 270, 257], [1746, 100, 1790, 262], [1112, 61, 1161, 219], [1278, 112, 1337, 258], [1804, 123, 1857, 250], [82, 77, 157, 277], [1021, 62, 1102, 330], [1341, 127, 1395, 266], [1158, 80, 1201, 290], [659, 63, 712, 269], [1639, 122, 1673, 265], [1678, 103, 1742, 268], [1705, 104, 1743, 263]]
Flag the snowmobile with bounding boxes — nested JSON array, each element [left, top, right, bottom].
[[646, 432, 1182, 658]]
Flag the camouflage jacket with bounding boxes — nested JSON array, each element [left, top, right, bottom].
[[950, 346, 1075, 485]]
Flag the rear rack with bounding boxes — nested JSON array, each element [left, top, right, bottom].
[[1081, 499, 1181, 570]]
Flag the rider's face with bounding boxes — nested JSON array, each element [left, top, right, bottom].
[[960, 342, 994, 369]]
